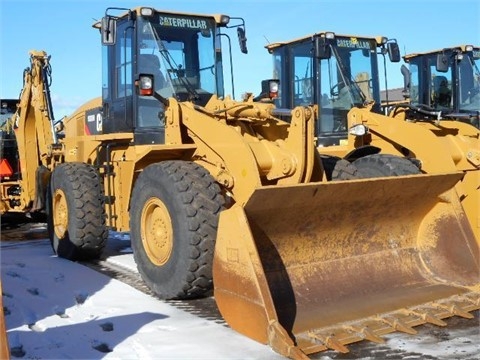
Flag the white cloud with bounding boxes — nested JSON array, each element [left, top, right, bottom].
[[50, 94, 90, 119]]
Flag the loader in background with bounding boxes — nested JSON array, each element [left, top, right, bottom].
[[265, 33, 479, 244], [3, 7, 480, 360], [398, 45, 480, 127], [390, 45, 480, 243]]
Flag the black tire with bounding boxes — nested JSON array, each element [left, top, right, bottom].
[[47, 163, 108, 260], [321, 155, 358, 181], [353, 154, 421, 178], [130, 161, 225, 300], [331, 159, 358, 180]]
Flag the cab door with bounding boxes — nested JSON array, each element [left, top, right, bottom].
[[101, 19, 134, 134]]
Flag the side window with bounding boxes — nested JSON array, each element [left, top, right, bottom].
[[292, 43, 313, 106], [273, 54, 284, 108], [115, 24, 133, 98], [409, 63, 420, 105], [214, 30, 225, 98], [198, 32, 215, 93], [458, 57, 477, 104], [102, 46, 109, 101]]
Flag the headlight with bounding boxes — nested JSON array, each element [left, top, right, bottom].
[[269, 80, 279, 93], [219, 15, 230, 26], [349, 124, 368, 136], [138, 75, 153, 96], [140, 7, 154, 17], [324, 32, 335, 39]]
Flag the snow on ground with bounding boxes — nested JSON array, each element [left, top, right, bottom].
[[1, 237, 284, 360], [385, 328, 480, 359], [1, 226, 479, 360]]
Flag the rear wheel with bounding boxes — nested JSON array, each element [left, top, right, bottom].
[[47, 163, 108, 260], [353, 154, 421, 178], [130, 160, 225, 300]]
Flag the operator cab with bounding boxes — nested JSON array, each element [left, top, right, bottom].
[[266, 32, 400, 146], [403, 45, 480, 126], [97, 7, 247, 144]]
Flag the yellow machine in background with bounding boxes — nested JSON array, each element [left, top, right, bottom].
[[1, 10, 479, 360], [265, 32, 479, 246], [391, 45, 480, 242], [399, 45, 480, 127]]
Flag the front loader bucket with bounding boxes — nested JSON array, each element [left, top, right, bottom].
[[213, 172, 480, 359]]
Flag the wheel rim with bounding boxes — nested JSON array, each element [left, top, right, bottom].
[[141, 197, 173, 266], [53, 189, 68, 239]]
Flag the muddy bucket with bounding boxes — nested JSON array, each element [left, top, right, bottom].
[[213, 172, 480, 359]]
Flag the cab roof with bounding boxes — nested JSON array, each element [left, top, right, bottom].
[[403, 45, 480, 61], [265, 32, 388, 52], [93, 6, 230, 29]]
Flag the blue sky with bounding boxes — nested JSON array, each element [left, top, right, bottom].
[[1, 0, 479, 118]]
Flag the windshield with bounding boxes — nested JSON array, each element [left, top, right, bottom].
[[326, 37, 375, 108], [270, 35, 380, 145], [458, 50, 480, 112], [317, 37, 377, 143], [138, 15, 222, 102]]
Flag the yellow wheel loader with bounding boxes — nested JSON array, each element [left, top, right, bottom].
[[263, 32, 418, 171], [3, 9, 480, 360], [265, 32, 479, 246]]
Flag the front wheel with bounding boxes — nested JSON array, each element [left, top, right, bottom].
[[353, 154, 421, 178], [47, 163, 108, 260], [130, 161, 225, 300]]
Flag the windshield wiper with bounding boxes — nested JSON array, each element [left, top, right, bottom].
[[331, 47, 367, 105], [155, 35, 200, 101]]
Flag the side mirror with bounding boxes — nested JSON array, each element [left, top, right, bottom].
[[436, 54, 449, 72], [387, 42, 401, 63], [237, 27, 248, 54], [314, 37, 331, 59], [101, 16, 116, 45]]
